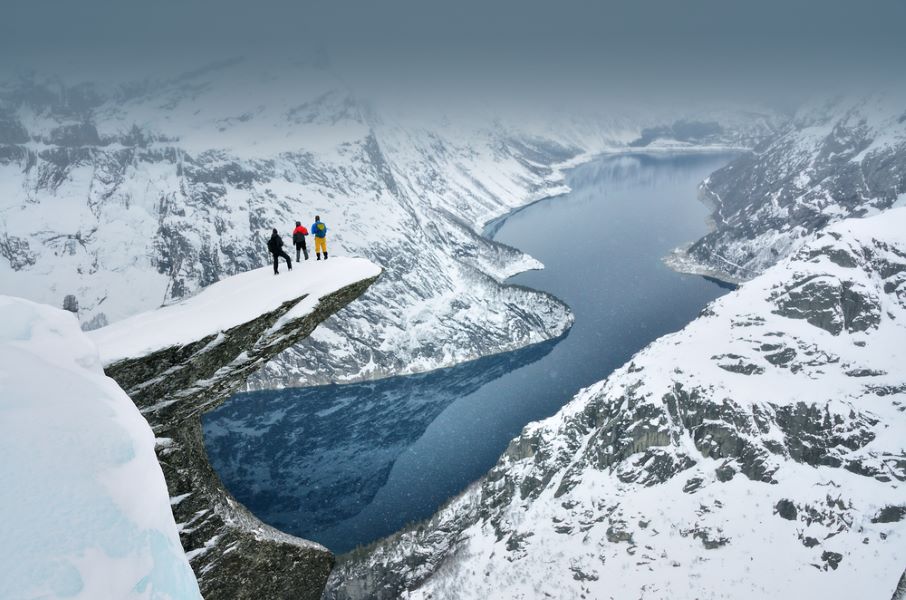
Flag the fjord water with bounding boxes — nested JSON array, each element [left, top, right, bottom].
[[203, 152, 735, 554]]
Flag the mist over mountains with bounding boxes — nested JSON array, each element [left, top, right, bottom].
[[2, 2, 905, 599], [3, 0, 904, 105]]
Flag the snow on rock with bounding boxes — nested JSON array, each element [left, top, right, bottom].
[[89, 256, 381, 365], [0, 296, 200, 600], [90, 260, 380, 600], [673, 92, 906, 283], [0, 59, 781, 387], [327, 208, 906, 600]]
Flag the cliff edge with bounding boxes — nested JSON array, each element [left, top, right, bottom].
[[89, 257, 381, 599]]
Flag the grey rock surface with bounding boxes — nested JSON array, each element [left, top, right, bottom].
[[104, 274, 378, 599], [893, 569, 906, 600]]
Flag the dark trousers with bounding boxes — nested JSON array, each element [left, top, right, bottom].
[[272, 249, 292, 273], [295, 240, 308, 261]]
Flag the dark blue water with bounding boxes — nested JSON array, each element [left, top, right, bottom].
[[203, 152, 735, 554]]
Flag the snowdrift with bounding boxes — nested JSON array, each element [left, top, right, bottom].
[[0, 296, 201, 600]]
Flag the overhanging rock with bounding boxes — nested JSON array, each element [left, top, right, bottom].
[[90, 258, 381, 599]]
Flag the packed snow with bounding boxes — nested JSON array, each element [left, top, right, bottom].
[[89, 256, 380, 365], [0, 296, 200, 600]]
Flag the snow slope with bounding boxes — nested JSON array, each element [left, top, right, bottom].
[[327, 209, 906, 599], [0, 58, 781, 387], [671, 92, 906, 283], [0, 296, 200, 600], [90, 256, 381, 365]]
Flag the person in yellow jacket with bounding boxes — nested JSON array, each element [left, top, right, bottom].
[[311, 215, 328, 260]]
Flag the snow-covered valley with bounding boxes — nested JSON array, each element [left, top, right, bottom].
[[2, 55, 905, 600], [202, 151, 735, 555], [0, 58, 780, 390], [319, 95, 906, 598]]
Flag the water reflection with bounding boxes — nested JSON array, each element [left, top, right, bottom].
[[203, 335, 561, 538]]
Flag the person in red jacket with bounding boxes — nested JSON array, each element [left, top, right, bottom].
[[292, 221, 309, 261]]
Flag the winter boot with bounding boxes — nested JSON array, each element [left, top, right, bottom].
[[316, 253, 321, 260], [324, 251, 328, 260]]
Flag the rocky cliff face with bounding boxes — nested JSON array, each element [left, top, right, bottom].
[[668, 93, 906, 283], [0, 59, 780, 388], [326, 209, 906, 599], [98, 269, 379, 599]]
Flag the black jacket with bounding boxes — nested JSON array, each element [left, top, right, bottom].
[[267, 233, 284, 254]]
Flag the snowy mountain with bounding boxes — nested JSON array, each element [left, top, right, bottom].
[[0, 296, 200, 600], [669, 92, 906, 283], [0, 58, 780, 389], [326, 208, 906, 599]]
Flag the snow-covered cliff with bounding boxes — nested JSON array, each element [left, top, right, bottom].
[[669, 92, 906, 283], [0, 58, 779, 388], [0, 296, 201, 600], [89, 257, 380, 599], [327, 208, 906, 599]]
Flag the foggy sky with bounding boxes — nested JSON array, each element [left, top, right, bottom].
[[2, 0, 905, 99]]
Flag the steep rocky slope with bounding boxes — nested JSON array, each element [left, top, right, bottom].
[[0, 59, 779, 388], [669, 93, 906, 283], [327, 209, 906, 599], [89, 258, 381, 599]]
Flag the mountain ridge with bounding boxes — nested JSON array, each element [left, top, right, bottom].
[[668, 92, 906, 284], [327, 206, 906, 600], [0, 59, 782, 389]]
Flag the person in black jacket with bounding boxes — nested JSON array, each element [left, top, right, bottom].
[[267, 228, 292, 274]]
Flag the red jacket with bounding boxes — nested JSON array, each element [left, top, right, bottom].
[[293, 225, 309, 235]]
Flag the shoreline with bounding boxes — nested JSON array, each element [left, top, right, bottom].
[[482, 145, 750, 238], [250, 144, 751, 392], [238, 146, 751, 393], [485, 146, 748, 291], [659, 171, 750, 287], [325, 147, 749, 579], [662, 244, 745, 287]]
